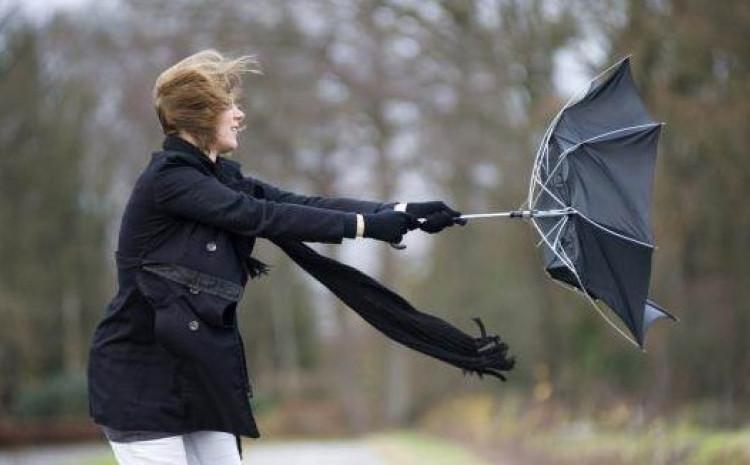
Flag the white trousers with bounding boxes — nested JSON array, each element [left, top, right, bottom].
[[108, 430, 242, 465]]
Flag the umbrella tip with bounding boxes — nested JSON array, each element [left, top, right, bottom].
[[614, 54, 633, 67]]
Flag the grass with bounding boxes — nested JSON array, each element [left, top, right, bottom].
[[365, 429, 494, 465], [82, 457, 116, 465], [525, 425, 750, 464], [417, 393, 750, 465]]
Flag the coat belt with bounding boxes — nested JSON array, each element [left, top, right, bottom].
[[115, 251, 244, 302]]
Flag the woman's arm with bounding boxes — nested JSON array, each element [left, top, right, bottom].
[[151, 161, 357, 243], [244, 176, 401, 214]]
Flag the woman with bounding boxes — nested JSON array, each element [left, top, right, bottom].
[[86, 49, 464, 465]]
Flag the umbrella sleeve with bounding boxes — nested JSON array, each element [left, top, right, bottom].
[[270, 238, 515, 381]]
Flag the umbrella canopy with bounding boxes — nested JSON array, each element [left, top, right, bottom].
[[528, 57, 676, 348]]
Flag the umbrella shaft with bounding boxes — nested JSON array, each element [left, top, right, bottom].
[[459, 210, 573, 220]]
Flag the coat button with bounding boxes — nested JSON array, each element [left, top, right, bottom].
[[206, 241, 217, 252], [188, 320, 200, 331], [189, 286, 200, 295]]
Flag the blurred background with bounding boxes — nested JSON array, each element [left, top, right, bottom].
[[0, 0, 748, 464]]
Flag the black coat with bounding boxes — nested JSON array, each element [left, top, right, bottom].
[[87, 135, 396, 440]]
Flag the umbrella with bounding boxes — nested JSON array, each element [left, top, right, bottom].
[[455, 57, 676, 348]]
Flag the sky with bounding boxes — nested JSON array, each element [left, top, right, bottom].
[[5, 0, 94, 24], [7, 0, 598, 98]]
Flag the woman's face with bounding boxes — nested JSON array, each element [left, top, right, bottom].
[[213, 102, 245, 154]]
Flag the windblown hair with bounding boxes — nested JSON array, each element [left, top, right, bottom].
[[152, 49, 261, 154]]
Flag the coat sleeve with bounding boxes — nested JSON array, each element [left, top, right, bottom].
[[151, 162, 357, 243], [243, 176, 398, 214]]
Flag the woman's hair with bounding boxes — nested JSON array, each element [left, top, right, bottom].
[[153, 49, 261, 154]]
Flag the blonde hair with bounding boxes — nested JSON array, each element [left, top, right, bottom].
[[152, 49, 261, 154]]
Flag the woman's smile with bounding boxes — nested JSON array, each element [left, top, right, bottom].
[[215, 102, 246, 154]]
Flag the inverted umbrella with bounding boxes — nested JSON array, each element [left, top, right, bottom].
[[447, 57, 676, 348]]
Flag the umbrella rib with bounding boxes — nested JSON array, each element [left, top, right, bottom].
[[535, 215, 567, 248], [525, 108, 563, 210], [533, 177, 569, 209], [529, 216, 577, 279], [530, 146, 570, 210], [551, 214, 569, 250]]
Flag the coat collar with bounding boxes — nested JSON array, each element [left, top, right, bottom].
[[161, 134, 242, 175], [162, 134, 216, 171]]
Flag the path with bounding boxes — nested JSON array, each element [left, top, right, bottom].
[[0, 442, 109, 465], [241, 439, 386, 465]]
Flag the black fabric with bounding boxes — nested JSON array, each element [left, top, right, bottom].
[[268, 238, 515, 380], [555, 59, 656, 146], [565, 125, 660, 244], [575, 216, 653, 343]]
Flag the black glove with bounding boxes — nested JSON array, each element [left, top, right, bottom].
[[419, 210, 465, 233], [405, 201, 467, 233], [363, 211, 419, 243], [405, 201, 457, 218]]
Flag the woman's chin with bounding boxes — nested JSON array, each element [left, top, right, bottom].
[[219, 140, 239, 154]]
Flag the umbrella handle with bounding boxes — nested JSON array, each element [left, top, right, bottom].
[[389, 210, 572, 249], [459, 209, 575, 219]]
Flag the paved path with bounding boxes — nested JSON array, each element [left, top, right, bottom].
[[0, 435, 492, 465], [0, 439, 388, 465], [0, 442, 110, 465], [241, 439, 387, 465]]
